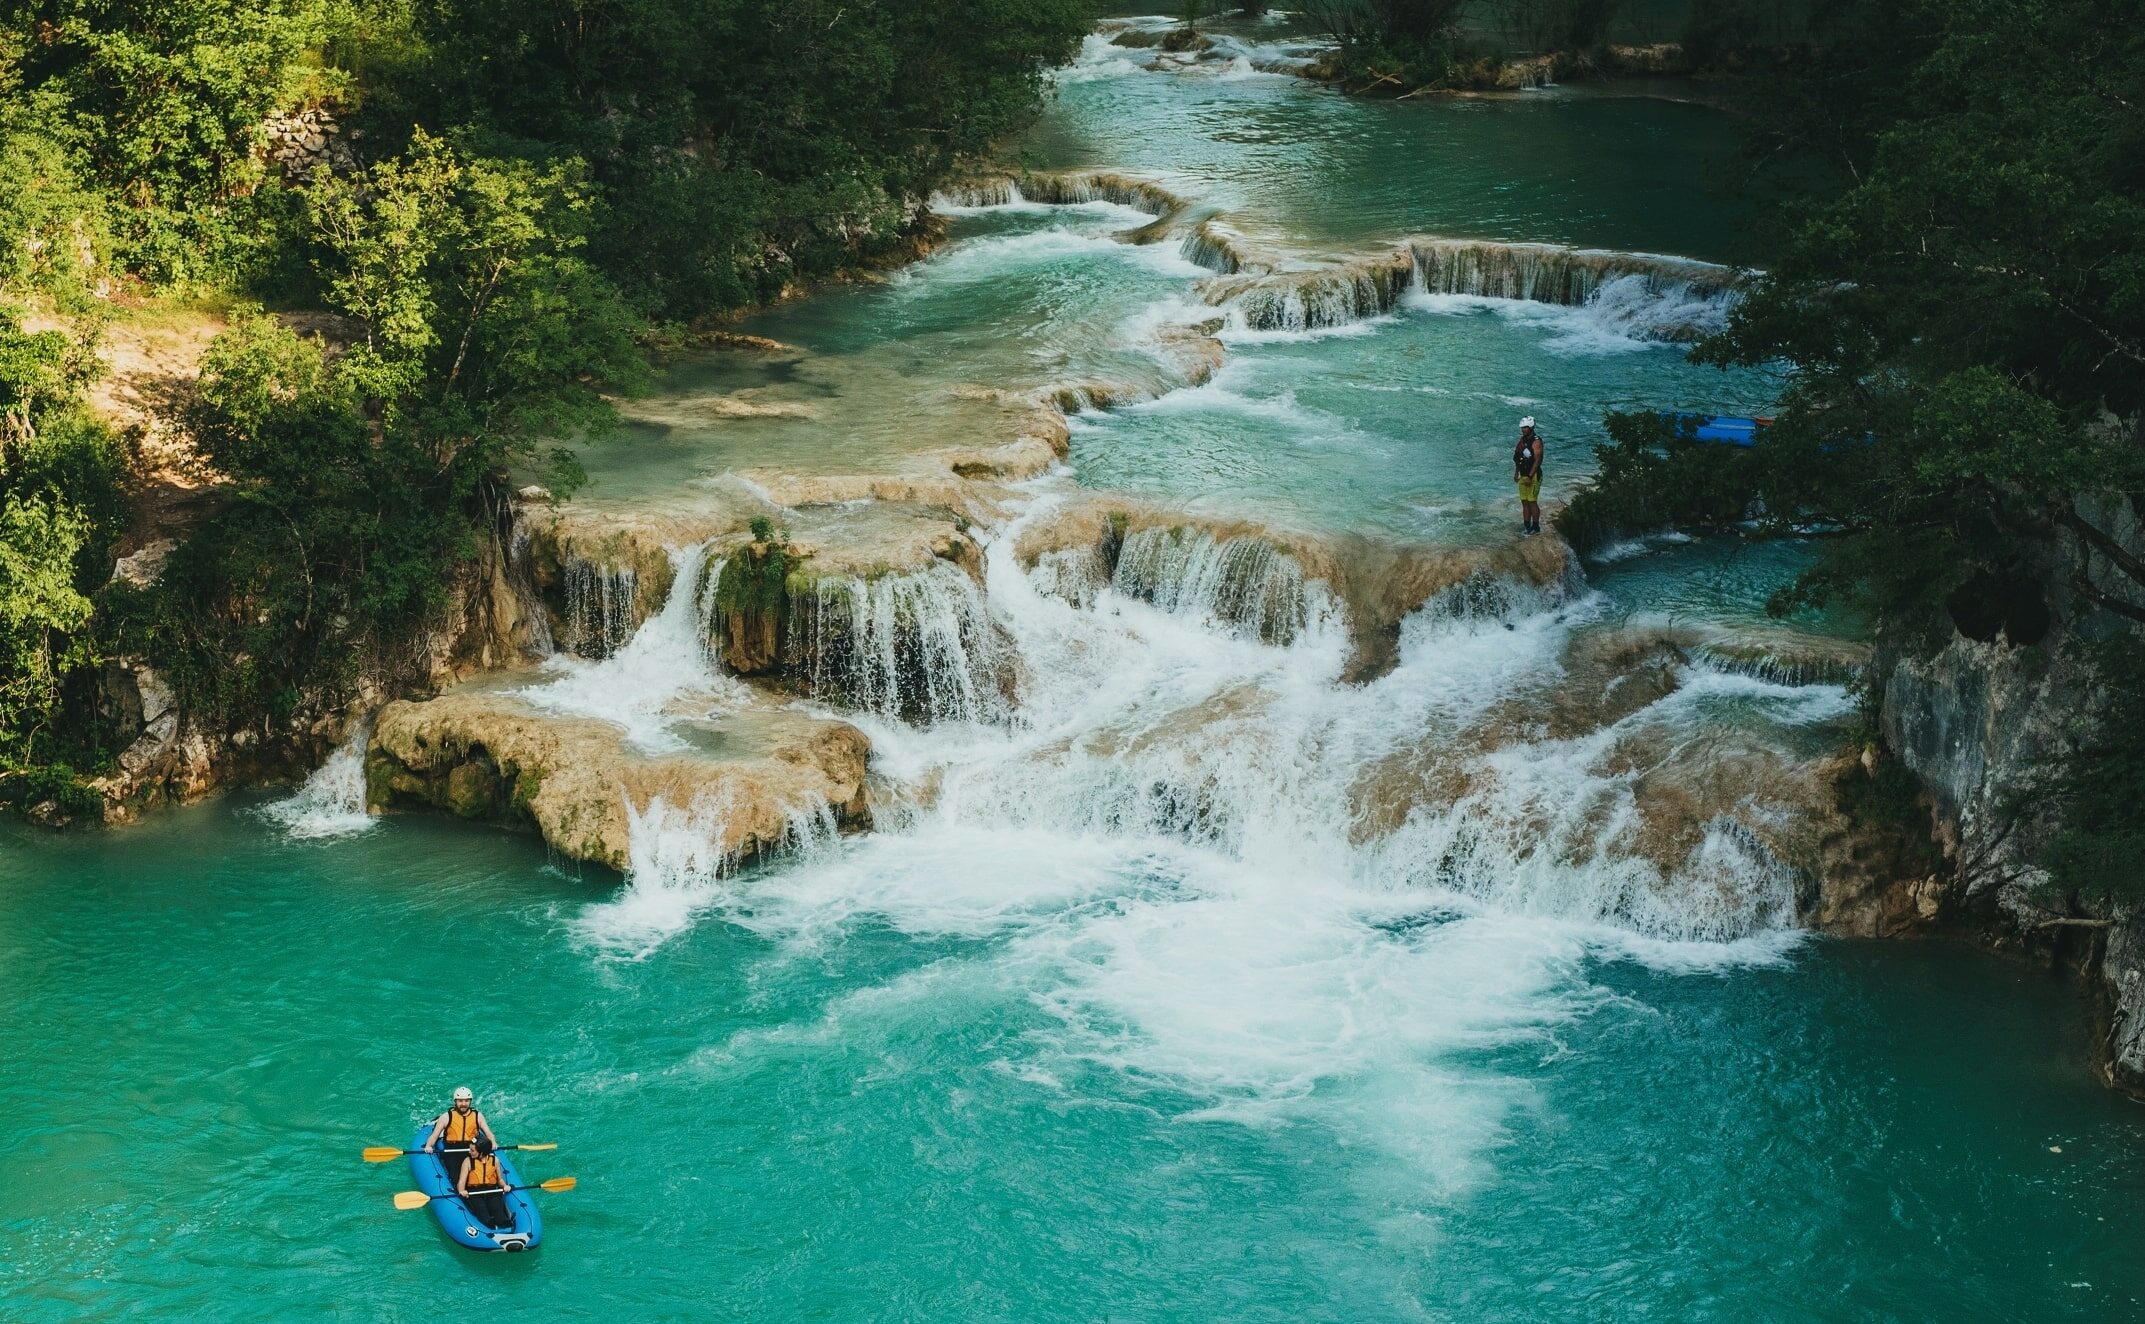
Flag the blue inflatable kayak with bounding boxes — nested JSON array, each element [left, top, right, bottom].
[[1661, 411, 1772, 447], [407, 1125, 543, 1252]]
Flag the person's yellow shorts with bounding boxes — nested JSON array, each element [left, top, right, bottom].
[[1517, 475, 1542, 502]]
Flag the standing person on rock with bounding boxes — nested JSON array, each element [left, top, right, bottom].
[[1513, 417, 1545, 536]]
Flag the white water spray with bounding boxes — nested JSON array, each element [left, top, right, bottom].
[[262, 723, 375, 839], [519, 543, 744, 752], [794, 563, 1008, 725]]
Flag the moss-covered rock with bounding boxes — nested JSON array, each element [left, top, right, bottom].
[[708, 538, 799, 675]]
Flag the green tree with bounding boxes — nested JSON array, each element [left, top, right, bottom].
[[2, 0, 350, 284], [1564, 0, 2145, 898], [0, 307, 126, 799], [383, 0, 1094, 318], [0, 108, 110, 305], [122, 133, 645, 729]]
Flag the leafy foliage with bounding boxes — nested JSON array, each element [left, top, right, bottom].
[[376, 0, 1095, 318], [123, 130, 646, 730], [1564, 0, 2145, 896], [0, 308, 126, 800], [2039, 635, 2145, 907], [1, 0, 344, 285], [1301, 1, 1472, 88], [1556, 410, 1760, 555], [0, 107, 110, 305]]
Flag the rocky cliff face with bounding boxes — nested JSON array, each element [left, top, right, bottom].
[[1838, 492, 2145, 1094], [1874, 632, 2145, 1092], [89, 527, 547, 823]]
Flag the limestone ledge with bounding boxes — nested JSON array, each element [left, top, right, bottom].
[[367, 691, 871, 871], [1014, 494, 1578, 679], [520, 499, 988, 661]]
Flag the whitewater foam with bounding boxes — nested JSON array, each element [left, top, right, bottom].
[[261, 723, 375, 839], [518, 543, 746, 752]]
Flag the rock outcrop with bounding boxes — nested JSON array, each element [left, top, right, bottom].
[[260, 106, 358, 177], [367, 691, 872, 871], [1824, 486, 2145, 1094], [1015, 495, 1578, 678], [1873, 633, 2145, 1093]]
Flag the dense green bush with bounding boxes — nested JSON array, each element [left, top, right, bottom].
[[1555, 411, 1760, 555], [1300, 1, 1471, 88], [0, 310, 128, 803], [2039, 635, 2145, 906], [375, 0, 1095, 319]]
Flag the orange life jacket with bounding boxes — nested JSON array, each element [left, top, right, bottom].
[[442, 1107, 480, 1145], [464, 1153, 503, 1192]]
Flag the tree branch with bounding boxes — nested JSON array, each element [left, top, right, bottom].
[[2059, 505, 2145, 592], [2069, 571, 2145, 625]]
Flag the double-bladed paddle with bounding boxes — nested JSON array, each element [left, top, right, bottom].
[[362, 1142, 556, 1162], [391, 1176, 577, 1210]]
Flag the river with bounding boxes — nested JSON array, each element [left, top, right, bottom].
[[5, 14, 2143, 1321]]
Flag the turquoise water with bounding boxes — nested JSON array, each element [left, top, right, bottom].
[[4, 809, 2142, 1320], [11, 22, 2145, 1324], [1031, 24, 1758, 262], [1066, 293, 1783, 543]]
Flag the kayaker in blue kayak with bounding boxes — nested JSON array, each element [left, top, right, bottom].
[[1513, 417, 1545, 536], [457, 1134, 515, 1230], [421, 1086, 497, 1187]]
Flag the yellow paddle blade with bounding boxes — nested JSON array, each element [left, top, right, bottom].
[[362, 1147, 406, 1163], [392, 1191, 433, 1211], [512, 1142, 557, 1152], [536, 1176, 576, 1193]]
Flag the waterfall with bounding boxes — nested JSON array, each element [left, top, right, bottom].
[[791, 563, 1006, 725], [1689, 643, 1865, 690], [261, 722, 375, 839], [1178, 219, 1260, 276], [1109, 528, 1325, 646], [1407, 239, 1740, 306], [930, 177, 1025, 210], [851, 527, 1835, 949], [519, 544, 738, 752], [1414, 562, 1582, 627], [1017, 171, 1187, 218], [1209, 258, 1413, 333], [578, 788, 842, 958], [1199, 240, 1744, 340], [1408, 239, 1742, 341], [561, 558, 640, 659]]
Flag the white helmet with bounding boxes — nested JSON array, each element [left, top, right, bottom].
[[1520, 416, 1536, 429], [452, 1086, 474, 1102]]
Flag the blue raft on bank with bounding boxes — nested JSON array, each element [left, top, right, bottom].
[[407, 1125, 542, 1252], [1663, 412, 1773, 447]]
